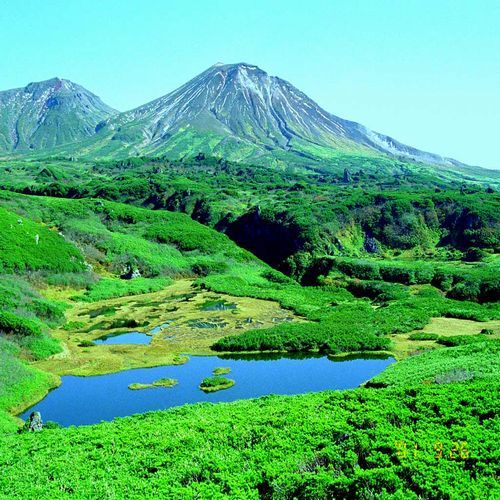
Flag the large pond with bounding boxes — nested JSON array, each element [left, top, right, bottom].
[[20, 354, 395, 427]]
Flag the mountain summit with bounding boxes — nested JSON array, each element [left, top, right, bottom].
[[89, 62, 463, 167], [0, 65, 469, 169], [0, 78, 117, 152]]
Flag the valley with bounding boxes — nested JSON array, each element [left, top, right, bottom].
[[0, 61, 498, 498]]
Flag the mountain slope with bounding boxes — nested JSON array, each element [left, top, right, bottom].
[[82, 63, 467, 169], [0, 78, 117, 152]]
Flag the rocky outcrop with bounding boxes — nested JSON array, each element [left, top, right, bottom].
[[27, 411, 43, 432]]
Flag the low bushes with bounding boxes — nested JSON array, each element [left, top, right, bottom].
[[0, 380, 498, 497], [75, 277, 173, 302], [436, 334, 490, 347], [330, 257, 499, 302], [213, 308, 391, 355], [199, 376, 235, 392], [0, 206, 85, 273], [408, 332, 439, 341], [368, 340, 499, 387], [0, 311, 41, 337]]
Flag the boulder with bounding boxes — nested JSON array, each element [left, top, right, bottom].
[[28, 411, 43, 432]]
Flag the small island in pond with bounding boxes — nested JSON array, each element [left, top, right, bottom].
[[199, 376, 235, 392], [213, 367, 231, 375], [128, 378, 178, 390]]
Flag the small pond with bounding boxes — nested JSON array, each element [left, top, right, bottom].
[[20, 354, 395, 427], [93, 331, 152, 345]]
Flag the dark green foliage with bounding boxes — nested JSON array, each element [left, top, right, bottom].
[[199, 376, 234, 391], [329, 257, 499, 302], [0, 311, 41, 337], [480, 328, 494, 335], [408, 332, 439, 341], [347, 280, 410, 302], [78, 340, 95, 347], [3, 156, 498, 275], [436, 335, 490, 347]]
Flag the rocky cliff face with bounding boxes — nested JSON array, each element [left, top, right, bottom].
[[0, 78, 117, 152]]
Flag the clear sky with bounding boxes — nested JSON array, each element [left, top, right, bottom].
[[1, 0, 499, 168]]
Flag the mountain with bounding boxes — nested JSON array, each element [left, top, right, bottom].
[[0, 78, 117, 152], [82, 63, 466, 169]]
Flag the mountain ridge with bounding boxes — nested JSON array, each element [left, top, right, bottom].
[[0, 77, 117, 152], [0, 64, 491, 175], [83, 62, 467, 169]]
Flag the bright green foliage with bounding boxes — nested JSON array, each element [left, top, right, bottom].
[[0, 206, 84, 273], [75, 277, 173, 302], [0, 311, 41, 337], [0, 340, 55, 433], [369, 341, 500, 387], [0, 380, 497, 497], [0, 154, 498, 497], [0, 192, 259, 279], [199, 376, 235, 392], [213, 307, 391, 354], [436, 334, 491, 347], [208, 270, 498, 353], [0, 276, 65, 430]]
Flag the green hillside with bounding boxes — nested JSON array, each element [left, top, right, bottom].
[[0, 206, 85, 273], [1, 374, 497, 497], [0, 155, 498, 497]]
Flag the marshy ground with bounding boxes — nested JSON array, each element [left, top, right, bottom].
[[390, 317, 500, 358], [35, 280, 299, 377]]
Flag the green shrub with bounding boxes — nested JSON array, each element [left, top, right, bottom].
[[408, 332, 439, 341], [0, 312, 41, 337], [0, 206, 85, 273], [436, 335, 489, 347], [76, 277, 172, 302]]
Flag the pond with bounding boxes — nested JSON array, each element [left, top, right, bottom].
[[20, 354, 395, 427], [93, 331, 152, 345]]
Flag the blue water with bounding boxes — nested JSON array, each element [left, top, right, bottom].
[[149, 322, 171, 335], [20, 354, 394, 427], [93, 332, 152, 345]]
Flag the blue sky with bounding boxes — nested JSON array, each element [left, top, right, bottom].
[[1, 0, 499, 168]]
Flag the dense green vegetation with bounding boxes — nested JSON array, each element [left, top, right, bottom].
[[368, 340, 499, 387], [0, 191, 256, 279], [0, 190, 268, 433], [0, 377, 497, 497], [205, 265, 498, 354], [0, 205, 84, 273], [0, 153, 498, 497], [319, 256, 499, 303], [0, 276, 64, 431], [1, 156, 498, 277], [199, 375, 235, 392], [75, 277, 173, 302]]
